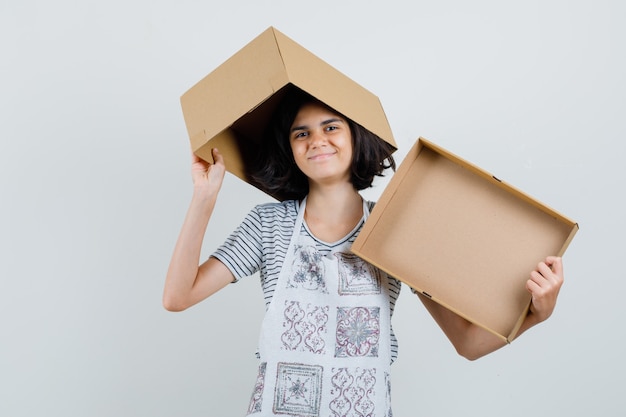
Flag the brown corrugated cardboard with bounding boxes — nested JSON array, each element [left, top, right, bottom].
[[351, 138, 578, 342], [180, 28, 579, 343], [180, 26, 396, 199]]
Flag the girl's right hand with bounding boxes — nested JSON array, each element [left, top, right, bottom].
[[163, 147, 233, 312], [191, 148, 226, 194]]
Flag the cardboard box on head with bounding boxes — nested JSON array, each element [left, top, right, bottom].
[[180, 26, 396, 201]]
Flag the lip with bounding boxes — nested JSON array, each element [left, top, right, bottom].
[[307, 151, 337, 161]]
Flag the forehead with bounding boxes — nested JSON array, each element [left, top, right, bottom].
[[292, 101, 345, 125]]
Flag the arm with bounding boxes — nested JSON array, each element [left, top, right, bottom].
[[418, 256, 565, 360], [162, 149, 235, 312]]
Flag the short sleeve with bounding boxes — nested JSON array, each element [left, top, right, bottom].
[[211, 206, 264, 282]]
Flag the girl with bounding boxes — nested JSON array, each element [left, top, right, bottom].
[[163, 89, 564, 416]]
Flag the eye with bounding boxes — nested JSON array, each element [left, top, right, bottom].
[[293, 131, 308, 140], [325, 124, 341, 133]]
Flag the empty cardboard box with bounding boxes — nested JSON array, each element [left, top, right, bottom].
[[351, 138, 578, 342], [180, 26, 396, 199]]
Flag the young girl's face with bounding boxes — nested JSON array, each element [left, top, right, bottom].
[[289, 102, 353, 187]]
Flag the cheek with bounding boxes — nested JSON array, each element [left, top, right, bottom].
[[291, 142, 306, 158], [343, 137, 354, 158]]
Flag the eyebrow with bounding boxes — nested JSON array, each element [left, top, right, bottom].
[[290, 118, 345, 133]]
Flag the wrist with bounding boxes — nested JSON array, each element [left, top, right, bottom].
[[191, 183, 219, 205]]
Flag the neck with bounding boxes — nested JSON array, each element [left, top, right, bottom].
[[306, 182, 362, 213], [303, 182, 364, 242]]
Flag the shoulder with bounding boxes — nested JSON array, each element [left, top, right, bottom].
[[248, 200, 299, 226], [253, 199, 298, 216]]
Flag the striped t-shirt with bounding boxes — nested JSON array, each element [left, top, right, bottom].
[[212, 199, 402, 363]]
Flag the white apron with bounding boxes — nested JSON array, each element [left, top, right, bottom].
[[246, 197, 394, 417]]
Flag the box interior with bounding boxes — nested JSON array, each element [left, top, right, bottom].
[[353, 138, 578, 340]]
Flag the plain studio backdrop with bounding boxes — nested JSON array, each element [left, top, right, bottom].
[[1, 1, 624, 416]]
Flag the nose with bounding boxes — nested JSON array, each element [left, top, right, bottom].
[[309, 129, 326, 147]]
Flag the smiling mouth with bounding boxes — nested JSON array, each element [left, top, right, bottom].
[[308, 152, 336, 161]]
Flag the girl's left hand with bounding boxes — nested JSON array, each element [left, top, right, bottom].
[[526, 256, 564, 323]]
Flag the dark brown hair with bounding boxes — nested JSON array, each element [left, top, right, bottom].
[[250, 88, 396, 201]]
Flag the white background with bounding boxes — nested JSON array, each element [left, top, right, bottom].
[[1, 1, 624, 416]]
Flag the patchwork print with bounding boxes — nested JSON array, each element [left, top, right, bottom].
[[246, 362, 267, 414], [288, 245, 328, 293], [274, 362, 323, 417], [281, 301, 329, 354], [335, 252, 382, 295], [335, 307, 380, 358], [329, 367, 376, 417]]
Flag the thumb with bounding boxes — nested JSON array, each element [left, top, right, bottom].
[[211, 148, 225, 167]]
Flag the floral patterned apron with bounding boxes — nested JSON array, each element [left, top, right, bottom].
[[246, 197, 394, 417]]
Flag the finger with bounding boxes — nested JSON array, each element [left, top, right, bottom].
[[526, 277, 557, 320], [527, 273, 556, 299], [546, 256, 563, 278], [211, 148, 225, 166], [526, 277, 548, 308], [539, 259, 564, 288], [526, 278, 541, 296], [529, 268, 547, 284], [535, 262, 553, 279]]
